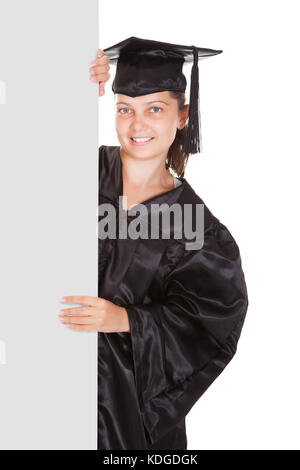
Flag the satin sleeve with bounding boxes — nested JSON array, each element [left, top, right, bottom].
[[125, 220, 249, 447]]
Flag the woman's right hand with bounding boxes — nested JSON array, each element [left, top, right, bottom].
[[89, 48, 111, 97]]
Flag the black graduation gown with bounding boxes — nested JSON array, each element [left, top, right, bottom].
[[97, 145, 249, 450]]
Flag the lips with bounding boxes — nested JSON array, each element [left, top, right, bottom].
[[130, 137, 155, 145], [130, 137, 154, 141]]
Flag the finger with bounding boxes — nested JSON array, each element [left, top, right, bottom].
[[64, 323, 97, 331], [59, 306, 98, 316], [60, 295, 104, 307], [90, 55, 110, 68], [99, 83, 105, 97], [60, 315, 97, 325], [90, 71, 110, 82], [90, 72, 110, 83], [89, 66, 110, 81], [90, 64, 110, 75]]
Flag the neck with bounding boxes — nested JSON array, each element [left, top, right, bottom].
[[120, 147, 172, 190]]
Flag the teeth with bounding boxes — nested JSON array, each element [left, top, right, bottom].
[[131, 137, 153, 142]]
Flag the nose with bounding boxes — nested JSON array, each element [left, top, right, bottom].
[[129, 113, 150, 134]]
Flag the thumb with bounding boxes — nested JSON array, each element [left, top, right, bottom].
[[99, 82, 105, 96]]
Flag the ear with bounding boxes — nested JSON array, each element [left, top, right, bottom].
[[178, 104, 189, 130]]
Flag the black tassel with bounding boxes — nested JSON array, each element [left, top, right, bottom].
[[182, 46, 202, 156]]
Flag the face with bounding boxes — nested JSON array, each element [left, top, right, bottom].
[[115, 91, 188, 160]]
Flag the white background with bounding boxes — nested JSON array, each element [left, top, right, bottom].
[[99, 0, 300, 450], [0, 0, 299, 451]]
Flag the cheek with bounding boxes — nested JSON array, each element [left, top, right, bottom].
[[115, 117, 128, 135], [157, 120, 178, 142], [153, 118, 175, 135]]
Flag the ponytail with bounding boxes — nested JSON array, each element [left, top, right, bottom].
[[165, 91, 190, 178]]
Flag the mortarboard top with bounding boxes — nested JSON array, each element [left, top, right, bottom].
[[103, 36, 223, 156]]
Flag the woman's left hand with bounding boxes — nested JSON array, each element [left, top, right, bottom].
[[59, 296, 130, 333]]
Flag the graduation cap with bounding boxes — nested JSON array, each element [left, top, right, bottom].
[[103, 36, 222, 156]]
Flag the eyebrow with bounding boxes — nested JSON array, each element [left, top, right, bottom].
[[115, 100, 169, 106]]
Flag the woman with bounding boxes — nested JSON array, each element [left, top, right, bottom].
[[60, 38, 249, 450]]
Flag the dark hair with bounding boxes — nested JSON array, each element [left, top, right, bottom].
[[165, 90, 190, 178]]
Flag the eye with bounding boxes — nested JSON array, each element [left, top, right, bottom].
[[118, 108, 131, 114], [150, 107, 162, 113]]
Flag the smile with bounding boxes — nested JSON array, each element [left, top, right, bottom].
[[130, 137, 154, 144]]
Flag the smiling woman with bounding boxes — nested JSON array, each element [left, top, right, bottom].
[[115, 91, 189, 181], [63, 36, 249, 451]]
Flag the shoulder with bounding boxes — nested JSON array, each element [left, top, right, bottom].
[[98, 145, 121, 201], [177, 178, 221, 235], [98, 145, 120, 179], [99, 145, 120, 166], [173, 179, 243, 260]]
